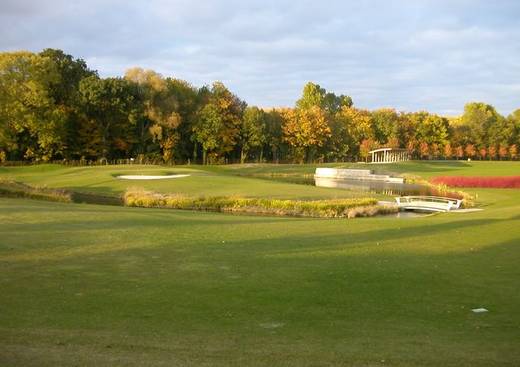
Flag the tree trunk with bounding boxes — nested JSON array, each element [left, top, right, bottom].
[[193, 142, 198, 163], [240, 148, 246, 164], [102, 126, 109, 162], [202, 149, 207, 165]]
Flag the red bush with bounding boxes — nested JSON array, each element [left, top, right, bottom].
[[431, 176, 520, 188]]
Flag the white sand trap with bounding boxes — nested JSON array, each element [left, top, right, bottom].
[[450, 208, 484, 213], [472, 308, 488, 313], [117, 174, 190, 180]]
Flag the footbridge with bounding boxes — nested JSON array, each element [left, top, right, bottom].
[[395, 196, 463, 212]]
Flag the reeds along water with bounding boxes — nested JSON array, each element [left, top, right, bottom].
[[122, 189, 397, 218]]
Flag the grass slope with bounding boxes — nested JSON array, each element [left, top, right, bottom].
[[0, 164, 377, 200], [1, 161, 520, 366]]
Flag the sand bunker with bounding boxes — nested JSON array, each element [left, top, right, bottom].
[[117, 174, 190, 180]]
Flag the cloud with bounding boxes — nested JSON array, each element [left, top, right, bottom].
[[0, 0, 518, 115]]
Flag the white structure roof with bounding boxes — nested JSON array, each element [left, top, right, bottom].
[[369, 147, 407, 153]]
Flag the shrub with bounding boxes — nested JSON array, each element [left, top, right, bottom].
[[431, 176, 520, 189]]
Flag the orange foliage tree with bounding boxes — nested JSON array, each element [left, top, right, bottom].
[[465, 144, 476, 158], [510, 144, 518, 160]]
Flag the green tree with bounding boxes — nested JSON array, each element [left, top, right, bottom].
[[192, 104, 222, 164], [0, 51, 67, 160], [507, 109, 520, 149], [79, 76, 140, 160], [323, 114, 351, 162], [461, 102, 503, 147], [414, 112, 449, 146], [39, 48, 96, 159], [166, 78, 199, 162], [296, 82, 352, 113], [239, 106, 266, 163], [371, 108, 400, 145], [192, 82, 244, 163], [263, 109, 286, 163]]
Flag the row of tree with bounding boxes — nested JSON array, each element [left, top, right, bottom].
[[1, 49, 519, 164]]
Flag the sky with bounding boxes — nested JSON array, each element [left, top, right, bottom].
[[1, 0, 519, 115]]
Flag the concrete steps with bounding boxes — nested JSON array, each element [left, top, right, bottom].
[[315, 168, 404, 184]]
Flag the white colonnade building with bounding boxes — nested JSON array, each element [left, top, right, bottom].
[[369, 148, 409, 164]]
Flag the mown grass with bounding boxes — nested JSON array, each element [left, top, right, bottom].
[[1, 161, 520, 366], [123, 188, 395, 218], [0, 164, 381, 200], [215, 160, 520, 180]]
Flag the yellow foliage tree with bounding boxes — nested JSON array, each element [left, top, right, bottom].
[[125, 67, 181, 162], [282, 106, 331, 162]]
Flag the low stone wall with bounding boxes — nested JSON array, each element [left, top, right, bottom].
[[315, 168, 404, 184]]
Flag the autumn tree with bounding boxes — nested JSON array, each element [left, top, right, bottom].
[[336, 107, 373, 159], [443, 143, 452, 160], [430, 143, 440, 159], [406, 139, 417, 159], [419, 142, 430, 159], [465, 144, 476, 159], [387, 137, 400, 149], [127, 69, 184, 162], [488, 145, 497, 160], [498, 145, 508, 160], [359, 138, 378, 162], [455, 146, 464, 160], [478, 147, 487, 160], [282, 106, 331, 163], [509, 144, 518, 160]]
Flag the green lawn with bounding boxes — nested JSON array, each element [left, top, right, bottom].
[[0, 164, 374, 200], [1, 161, 520, 366], [212, 160, 520, 178]]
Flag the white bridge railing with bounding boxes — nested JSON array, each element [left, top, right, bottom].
[[395, 196, 463, 212]]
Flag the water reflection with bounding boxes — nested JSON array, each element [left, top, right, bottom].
[[314, 177, 438, 197], [258, 175, 461, 198]]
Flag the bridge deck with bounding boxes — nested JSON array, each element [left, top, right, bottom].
[[395, 196, 462, 212]]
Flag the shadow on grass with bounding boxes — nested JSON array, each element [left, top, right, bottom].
[[3, 205, 518, 261]]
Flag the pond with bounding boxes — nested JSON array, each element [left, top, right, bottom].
[[257, 175, 462, 199], [314, 177, 452, 197]]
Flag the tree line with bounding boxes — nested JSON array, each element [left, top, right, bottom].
[[1, 49, 519, 164]]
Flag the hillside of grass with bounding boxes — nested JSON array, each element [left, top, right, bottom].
[[1, 161, 520, 366], [1, 183, 520, 365], [216, 160, 520, 179], [0, 164, 382, 200]]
